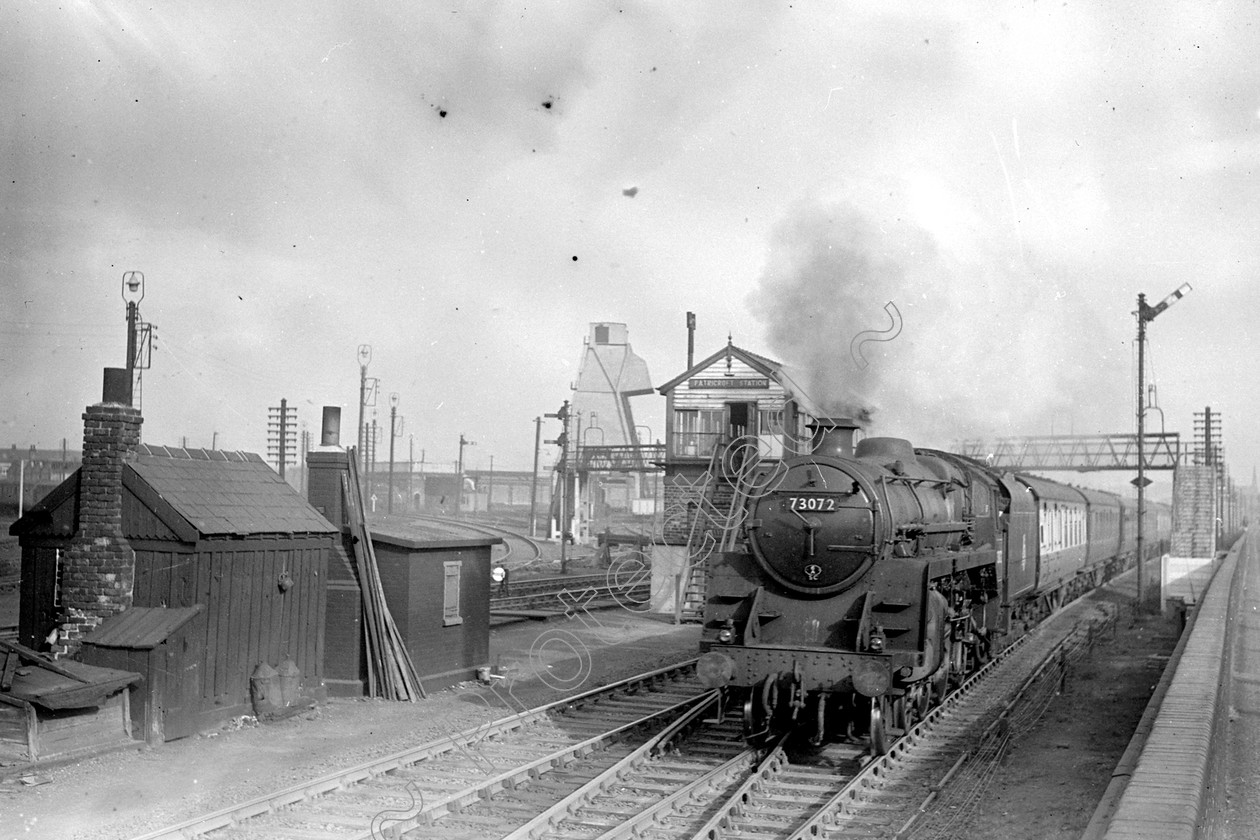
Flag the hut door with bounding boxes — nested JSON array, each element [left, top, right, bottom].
[[161, 636, 203, 740], [20, 547, 61, 650]]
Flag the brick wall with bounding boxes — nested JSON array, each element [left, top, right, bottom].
[[661, 467, 738, 546], [54, 402, 143, 657]]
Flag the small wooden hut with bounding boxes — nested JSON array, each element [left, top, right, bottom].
[[11, 409, 338, 742]]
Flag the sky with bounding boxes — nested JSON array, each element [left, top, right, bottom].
[[3, 2, 1258, 499]]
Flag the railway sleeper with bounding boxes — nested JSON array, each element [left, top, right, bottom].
[[563, 812, 643, 831], [769, 774, 837, 792], [574, 798, 660, 817], [729, 812, 800, 831]]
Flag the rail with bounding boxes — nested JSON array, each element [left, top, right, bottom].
[[132, 658, 701, 839]]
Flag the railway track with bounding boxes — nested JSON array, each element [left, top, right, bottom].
[[135, 660, 705, 840], [490, 572, 652, 614], [134, 583, 1129, 840], [502, 595, 1122, 840], [388, 513, 546, 568]]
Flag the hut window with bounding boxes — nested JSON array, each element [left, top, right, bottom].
[[443, 561, 463, 626]]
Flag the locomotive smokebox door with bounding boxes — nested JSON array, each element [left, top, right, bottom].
[[748, 459, 878, 594]]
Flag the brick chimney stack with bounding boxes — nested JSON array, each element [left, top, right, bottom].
[[55, 368, 143, 657]]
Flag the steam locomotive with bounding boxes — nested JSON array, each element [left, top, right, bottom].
[[695, 419, 1171, 753]]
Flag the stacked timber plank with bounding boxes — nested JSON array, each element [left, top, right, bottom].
[[343, 450, 426, 701]]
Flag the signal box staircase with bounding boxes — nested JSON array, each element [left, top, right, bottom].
[[674, 445, 758, 623]]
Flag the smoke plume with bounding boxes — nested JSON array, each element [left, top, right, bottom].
[[750, 182, 1123, 450]]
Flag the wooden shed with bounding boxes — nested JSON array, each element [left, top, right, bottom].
[[308, 449, 498, 696], [11, 444, 338, 741]]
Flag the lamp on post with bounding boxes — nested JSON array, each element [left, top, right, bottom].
[[121, 271, 144, 406], [1135, 283, 1192, 612]]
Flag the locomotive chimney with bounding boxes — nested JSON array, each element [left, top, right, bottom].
[[807, 417, 861, 458]]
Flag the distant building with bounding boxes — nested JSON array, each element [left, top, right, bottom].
[[0, 444, 80, 515], [554, 322, 661, 542]]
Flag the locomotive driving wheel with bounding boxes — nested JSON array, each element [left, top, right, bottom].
[[869, 695, 890, 756], [787, 662, 806, 723], [810, 690, 830, 746], [898, 685, 928, 731], [743, 674, 779, 740], [930, 663, 951, 707]]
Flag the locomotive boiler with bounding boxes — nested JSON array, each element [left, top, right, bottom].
[[695, 418, 1164, 753]]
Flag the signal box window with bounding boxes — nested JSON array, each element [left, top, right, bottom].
[[673, 409, 723, 458]]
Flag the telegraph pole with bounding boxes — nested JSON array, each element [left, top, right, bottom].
[[356, 344, 371, 472], [267, 399, 297, 478], [530, 416, 542, 537], [387, 393, 399, 514], [279, 398, 289, 478]]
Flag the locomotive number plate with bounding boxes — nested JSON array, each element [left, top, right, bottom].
[[787, 496, 840, 512]]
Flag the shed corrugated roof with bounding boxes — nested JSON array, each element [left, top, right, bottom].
[[129, 445, 338, 537], [82, 605, 206, 649]]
